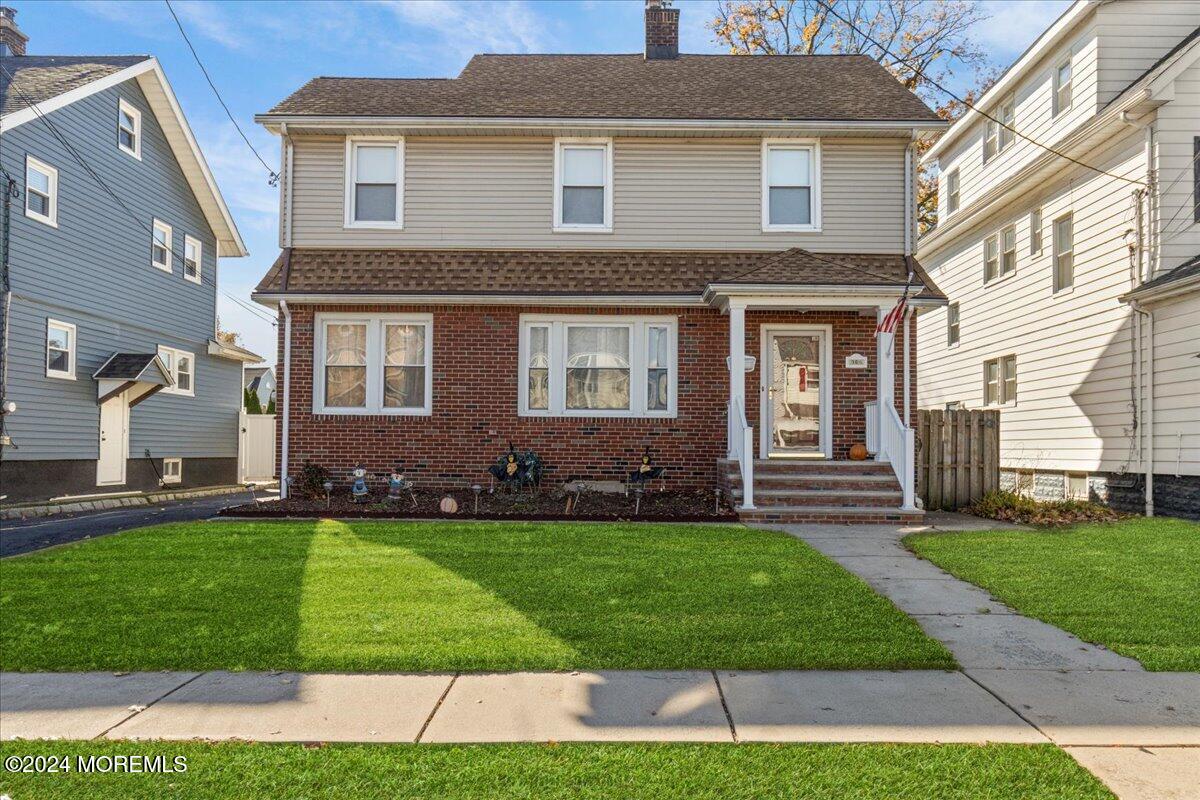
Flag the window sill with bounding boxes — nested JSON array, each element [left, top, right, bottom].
[[762, 224, 822, 233], [119, 144, 141, 161], [313, 407, 432, 417], [983, 401, 1017, 410], [552, 225, 613, 234], [519, 410, 677, 420], [983, 270, 1016, 287], [46, 371, 76, 381], [1052, 285, 1075, 297], [152, 261, 172, 273], [184, 274, 202, 285], [343, 221, 404, 231], [160, 389, 195, 398], [25, 210, 57, 228]]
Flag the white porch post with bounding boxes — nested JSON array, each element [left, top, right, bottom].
[[727, 302, 746, 458], [875, 305, 895, 461], [902, 306, 912, 426]]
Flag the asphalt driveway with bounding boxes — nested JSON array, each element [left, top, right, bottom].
[[0, 489, 275, 558]]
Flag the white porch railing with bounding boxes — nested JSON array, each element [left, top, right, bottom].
[[871, 399, 917, 511], [727, 397, 755, 509], [864, 400, 879, 455]]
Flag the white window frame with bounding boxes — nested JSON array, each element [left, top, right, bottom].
[[983, 120, 999, 163], [1029, 208, 1043, 255], [46, 318, 76, 380], [552, 137, 613, 233], [946, 302, 960, 347], [983, 233, 1000, 283], [518, 314, 677, 419], [1053, 57, 1073, 118], [1000, 224, 1017, 277], [157, 346, 195, 397], [313, 312, 432, 415], [117, 98, 142, 160], [343, 137, 404, 230], [161, 457, 182, 484], [1053, 213, 1074, 293], [983, 355, 1017, 407], [24, 155, 58, 227], [945, 168, 960, 215], [183, 235, 202, 284], [151, 218, 172, 273], [761, 139, 822, 232], [997, 94, 1015, 151]]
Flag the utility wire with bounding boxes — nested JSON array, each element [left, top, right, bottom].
[[222, 289, 278, 326], [812, 0, 1146, 187], [164, 0, 278, 185]]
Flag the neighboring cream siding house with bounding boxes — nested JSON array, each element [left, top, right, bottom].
[[917, 0, 1200, 518]]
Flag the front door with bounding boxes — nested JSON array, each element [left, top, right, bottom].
[[97, 393, 128, 485], [763, 329, 829, 458]]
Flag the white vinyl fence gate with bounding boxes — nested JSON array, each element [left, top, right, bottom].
[[238, 412, 277, 483]]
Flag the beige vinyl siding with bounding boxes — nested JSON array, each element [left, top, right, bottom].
[[1153, 55, 1200, 272], [1147, 291, 1200, 475], [1094, 1, 1200, 105], [918, 127, 1150, 474], [937, 24, 1100, 221], [289, 136, 906, 252]]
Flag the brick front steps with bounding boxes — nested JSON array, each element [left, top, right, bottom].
[[719, 459, 923, 524]]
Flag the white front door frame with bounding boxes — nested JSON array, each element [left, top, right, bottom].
[[97, 392, 129, 486], [759, 323, 833, 460]]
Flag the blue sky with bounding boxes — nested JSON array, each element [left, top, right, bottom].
[[17, 0, 1069, 360]]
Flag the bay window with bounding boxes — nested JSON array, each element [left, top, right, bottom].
[[520, 315, 676, 417], [554, 138, 612, 231], [345, 138, 403, 228], [314, 313, 432, 414], [762, 140, 820, 231]]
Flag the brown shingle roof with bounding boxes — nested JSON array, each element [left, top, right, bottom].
[[266, 54, 939, 122], [0, 55, 148, 117], [254, 248, 944, 300]]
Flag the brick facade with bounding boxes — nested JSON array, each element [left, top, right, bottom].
[[277, 304, 916, 489]]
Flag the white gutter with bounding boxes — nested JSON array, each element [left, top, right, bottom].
[[256, 114, 948, 134], [278, 300, 292, 500], [904, 142, 913, 256], [253, 292, 707, 308]]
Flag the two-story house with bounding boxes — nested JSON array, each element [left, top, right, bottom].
[[917, 0, 1200, 519], [0, 7, 258, 503], [251, 1, 948, 523]]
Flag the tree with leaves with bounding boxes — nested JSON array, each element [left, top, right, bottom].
[[244, 386, 263, 415], [710, 0, 993, 232]]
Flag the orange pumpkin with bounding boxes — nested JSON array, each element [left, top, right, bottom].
[[848, 443, 869, 461]]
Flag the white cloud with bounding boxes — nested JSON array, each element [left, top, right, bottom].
[[377, 0, 555, 64], [196, 119, 279, 221], [171, 0, 251, 52], [972, 1, 1073, 62]]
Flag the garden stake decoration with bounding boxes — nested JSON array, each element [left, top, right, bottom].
[[633, 485, 645, 516], [471, 484, 483, 514], [487, 441, 544, 494], [350, 465, 370, 503], [714, 487, 723, 515], [323, 481, 333, 509], [388, 470, 418, 508], [627, 446, 665, 493], [566, 480, 587, 515]]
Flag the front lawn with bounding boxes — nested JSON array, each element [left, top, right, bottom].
[[0, 520, 953, 672], [0, 741, 1112, 800], [907, 517, 1200, 671]]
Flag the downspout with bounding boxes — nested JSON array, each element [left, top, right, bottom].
[[0, 176, 14, 466], [903, 140, 914, 256], [1131, 300, 1155, 517], [278, 299, 292, 499]]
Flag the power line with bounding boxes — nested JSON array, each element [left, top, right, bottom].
[[163, 0, 278, 186], [222, 290, 278, 326], [811, 0, 1146, 188]]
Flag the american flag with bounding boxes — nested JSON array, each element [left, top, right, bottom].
[[876, 271, 914, 336]]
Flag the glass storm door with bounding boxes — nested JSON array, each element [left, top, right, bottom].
[[765, 331, 824, 457]]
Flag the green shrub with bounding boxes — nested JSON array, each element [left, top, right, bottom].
[[969, 490, 1125, 525], [294, 461, 332, 500]]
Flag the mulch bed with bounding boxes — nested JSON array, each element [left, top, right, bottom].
[[966, 490, 1128, 526], [221, 486, 737, 522]]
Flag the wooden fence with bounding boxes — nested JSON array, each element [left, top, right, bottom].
[[916, 409, 1000, 510]]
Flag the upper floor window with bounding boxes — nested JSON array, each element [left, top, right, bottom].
[[117, 98, 141, 160], [762, 140, 820, 231], [25, 156, 57, 227], [946, 169, 960, 215], [983, 354, 1016, 406], [314, 313, 432, 415], [151, 219, 172, 272], [1029, 208, 1043, 255], [183, 235, 201, 284], [158, 346, 194, 397], [947, 303, 960, 346], [1001, 224, 1017, 276], [46, 318, 76, 380], [998, 94, 1015, 151], [1053, 58, 1073, 117], [984, 233, 999, 282], [344, 138, 403, 229], [1053, 213, 1074, 292], [519, 315, 676, 418], [984, 120, 998, 162], [554, 138, 612, 231]]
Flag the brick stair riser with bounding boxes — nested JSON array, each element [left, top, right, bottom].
[[738, 510, 924, 524], [720, 462, 894, 477], [724, 476, 900, 492], [735, 492, 903, 508]]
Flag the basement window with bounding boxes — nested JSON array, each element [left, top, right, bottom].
[[162, 457, 182, 484]]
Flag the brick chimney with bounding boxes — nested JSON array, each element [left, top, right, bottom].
[[0, 7, 27, 57], [644, 0, 679, 61]]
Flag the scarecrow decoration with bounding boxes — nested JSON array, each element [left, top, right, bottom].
[[350, 464, 370, 503], [387, 468, 418, 508]]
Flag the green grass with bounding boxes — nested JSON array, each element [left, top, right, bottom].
[[907, 517, 1200, 671], [0, 520, 953, 672], [0, 741, 1112, 800]]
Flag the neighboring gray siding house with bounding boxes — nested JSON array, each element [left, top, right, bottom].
[[243, 365, 275, 408], [0, 8, 254, 503]]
